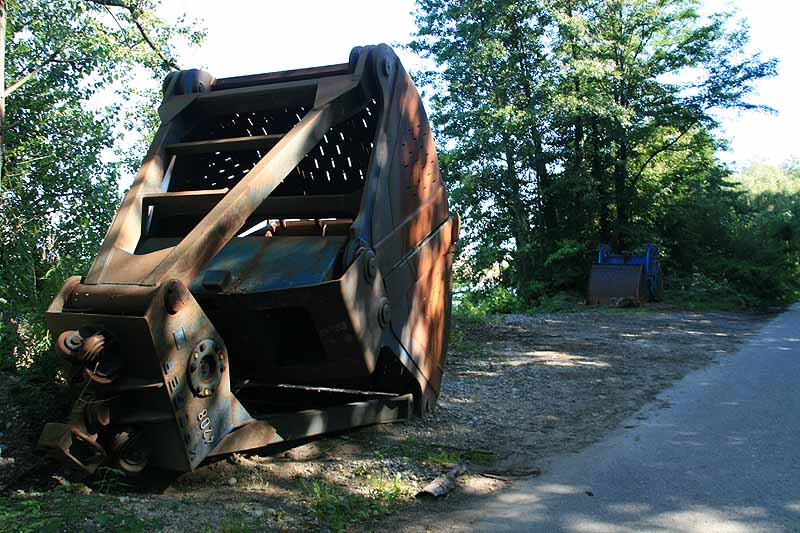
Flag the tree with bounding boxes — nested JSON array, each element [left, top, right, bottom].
[[731, 159, 800, 195], [411, 0, 560, 298], [0, 0, 203, 369], [580, 0, 774, 246], [410, 0, 776, 301]]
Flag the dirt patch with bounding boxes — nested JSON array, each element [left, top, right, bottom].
[[0, 372, 71, 488], [0, 308, 769, 531], [370, 307, 770, 531], [409, 308, 766, 469]]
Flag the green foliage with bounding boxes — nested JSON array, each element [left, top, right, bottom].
[[300, 478, 411, 533], [0, 491, 151, 532], [657, 158, 800, 308], [455, 283, 584, 317], [411, 0, 786, 309], [530, 292, 584, 313], [0, 1, 203, 371], [664, 272, 747, 310], [732, 160, 800, 195], [381, 436, 496, 466], [468, 286, 526, 314], [542, 240, 590, 294], [452, 296, 488, 325]]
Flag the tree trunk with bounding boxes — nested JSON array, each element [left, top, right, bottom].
[[502, 134, 535, 296], [532, 131, 555, 233], [570, 26, 584, 187], [571, 90, 584, 231], [591, 121, 610, 242], [613, 139, 629, 250], [506, 12, 555, 235], [1, 0, 6, 184]]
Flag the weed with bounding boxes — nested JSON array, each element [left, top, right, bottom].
[[217, 513, 259, 533], [384, 436, 496, 466], [449, 324, 482, 354], [452, 299, 488, 325], [92, 467, 133, 494], [0, 491, 151, 533], [363, 473, 414, 500], [299, 477, 411, 532]]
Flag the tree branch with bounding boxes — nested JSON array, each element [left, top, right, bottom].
[[83, 0, 180, 70], [5, 47, 67, 96], [631, 121, 697, 184], [5, 0, 179, 95]]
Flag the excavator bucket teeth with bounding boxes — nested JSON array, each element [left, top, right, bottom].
[[38, 45, 459, 474]]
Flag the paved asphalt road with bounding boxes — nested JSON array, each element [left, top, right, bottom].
[[460, 305, 800, 532]]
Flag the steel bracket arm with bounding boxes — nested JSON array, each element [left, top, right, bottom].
[[83, 54, 376, 288], [145, 84, 367, 286]]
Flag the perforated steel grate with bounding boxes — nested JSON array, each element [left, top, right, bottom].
[[167, 101, 379, 195], [183, 105, 309, 141], [281, 101, 378, 196]]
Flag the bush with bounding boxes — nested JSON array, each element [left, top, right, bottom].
[[0, 305, 53, 373], [452, 297, 487, 325], [532, 292, 583, 313], [471, 286, 526, 314], [664, 271, 758, 310]]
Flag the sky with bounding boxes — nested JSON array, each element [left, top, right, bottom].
[[159, 0, 799, 169]]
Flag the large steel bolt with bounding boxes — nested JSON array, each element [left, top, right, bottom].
[[164, 279, 186, 315], [382, 58, 393, 78], [56, 330, 83, 359], [363, 250, 378, 282], [378, 298, 391, 329], [188, 340, 223, 398], [65, 334, 83, 351]]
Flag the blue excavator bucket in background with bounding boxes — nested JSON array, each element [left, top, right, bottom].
[[588, 244, 662, 305]]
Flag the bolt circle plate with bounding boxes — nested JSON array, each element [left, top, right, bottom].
[[187, 339, 225, 398]]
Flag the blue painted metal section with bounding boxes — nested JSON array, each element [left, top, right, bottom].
[[189, 236, 347, 294], [597, 244, 662, 301]]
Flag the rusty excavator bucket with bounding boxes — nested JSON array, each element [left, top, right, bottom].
[[37, 45, 459, 474]]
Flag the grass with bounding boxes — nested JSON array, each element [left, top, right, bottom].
[[91, 467, 136, 494], [455, 277, 772, 318], [450, 314, 490, 354], [662, 288, 751, 311], [215, 512, 266, 533], [0, 490, 152, 533], [449, 330, 482, 354], [378, 436, 496, 467], [0, 489, 292, 533], [299, 476, 413, 532], [526, 292, 584, 313]]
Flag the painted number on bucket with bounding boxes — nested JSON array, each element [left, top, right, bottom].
[[197, 409, 215, 444]]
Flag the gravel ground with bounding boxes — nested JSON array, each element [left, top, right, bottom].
[[0, 307, 769, 531], [408, 308, 767, 469]]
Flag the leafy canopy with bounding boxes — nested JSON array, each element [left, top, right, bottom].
[[0, 0, 204, 369], [410, 0, 784, 306]]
